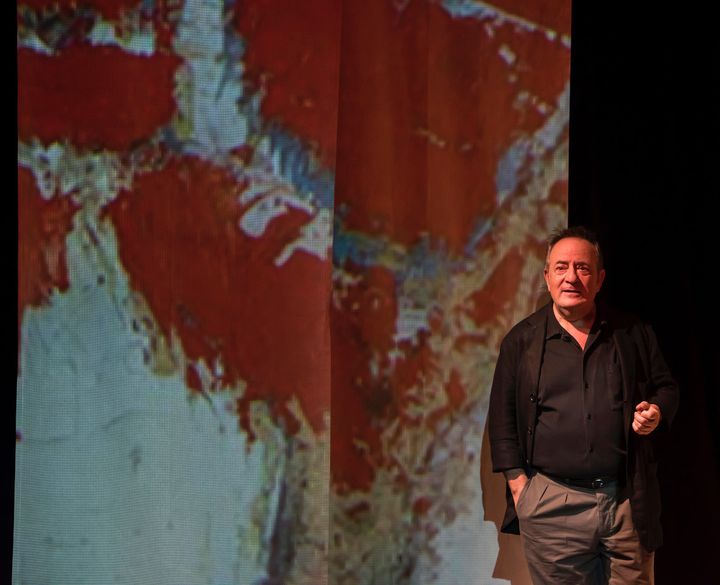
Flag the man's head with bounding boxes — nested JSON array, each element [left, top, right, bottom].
[[544, 226, 605, 320]]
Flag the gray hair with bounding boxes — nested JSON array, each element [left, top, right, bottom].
[[546, 226, 604, 270]]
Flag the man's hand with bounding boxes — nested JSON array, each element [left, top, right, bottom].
[[632, 401, 662, 435], [507, 473, 529, 506]]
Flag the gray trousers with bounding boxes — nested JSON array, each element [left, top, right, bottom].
[[516, 472, 654, 585]]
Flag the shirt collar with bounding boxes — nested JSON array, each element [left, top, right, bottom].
[[546, 308, 565, 339], [545, 303, 608, 340]]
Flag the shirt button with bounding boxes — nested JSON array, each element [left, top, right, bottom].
[[527, 426, 533, 435], [587, 413, 592, 420], [584, 382, 589, 390], [529, 394, 536, 403]]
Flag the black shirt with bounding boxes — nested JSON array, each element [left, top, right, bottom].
[[531, 308, 626, 479]]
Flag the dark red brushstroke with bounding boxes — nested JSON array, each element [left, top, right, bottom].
[[331, 264, 398, 491], [18, 166, 79, 328], [344, 500, 370, 518], [426, 369, 467, 429], [390, 333, 437, 423], [445, 369, 466, 408], [104, 156, 330, 433], [333, 1, 570, 253], [467, 247, 528, 326], [548, 177, 569, 206], [412, 495, 432, 515], [234, 0, 341, 168], [185, 363, 204, 395], [18, 45, 180, 151]]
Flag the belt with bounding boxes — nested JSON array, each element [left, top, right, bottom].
[[543, 474, 619, 489]]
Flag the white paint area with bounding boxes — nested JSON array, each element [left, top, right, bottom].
[[394, 299, 431, 344], [410, 412, 509, 585], [87, 19, 156, 55], [14, 220, 276, 585], [275, 208, 332, 266], [173, 0, 249, 155]]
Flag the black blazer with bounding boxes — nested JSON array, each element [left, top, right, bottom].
[[488, 302, 679, 551]]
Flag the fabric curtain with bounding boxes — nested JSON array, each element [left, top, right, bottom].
[[16, 1, 570, 583]]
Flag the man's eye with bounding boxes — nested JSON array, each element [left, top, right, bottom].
[[577, 266, 590, 274]]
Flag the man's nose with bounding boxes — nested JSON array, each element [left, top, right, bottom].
[[565, 266, 578, 281]]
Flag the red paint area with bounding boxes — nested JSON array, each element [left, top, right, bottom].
[[331, 264, 398, 491], [18, 167, 78, 324], [467, 247, 528, 326], [334, 1, 570, 253], [104, 157, 330, 433], [548, 177, 569, 206], [18, 45, 180, 151], [445, 369, 466, 408], [234, 0, 341, 168], [412, 495, 432, 515], [185, 363, 204, 395]]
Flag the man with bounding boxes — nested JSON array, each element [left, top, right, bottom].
[[488, 226, 679, 584]]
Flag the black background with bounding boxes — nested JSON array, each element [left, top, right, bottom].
[[570, 3, 720, 582]]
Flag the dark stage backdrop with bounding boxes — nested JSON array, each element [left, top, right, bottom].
[[569, 4, 720, 584]]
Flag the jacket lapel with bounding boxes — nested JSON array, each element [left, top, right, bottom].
[[613, 326, 636, 441], [525, 308, 547, 397]]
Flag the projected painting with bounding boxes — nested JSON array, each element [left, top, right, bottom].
[[16, 1, 570, 584]]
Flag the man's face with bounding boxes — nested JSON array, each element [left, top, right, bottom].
[[544, 237, 605, 317]]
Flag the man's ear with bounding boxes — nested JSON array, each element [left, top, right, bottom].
[[598, 269, 606, 289]]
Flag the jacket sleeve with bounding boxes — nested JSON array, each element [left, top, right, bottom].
[[642, 323, 680, 427], [488, 332, 525, 472]]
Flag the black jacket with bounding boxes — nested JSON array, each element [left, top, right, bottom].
[[488, 302, 679, 551]]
